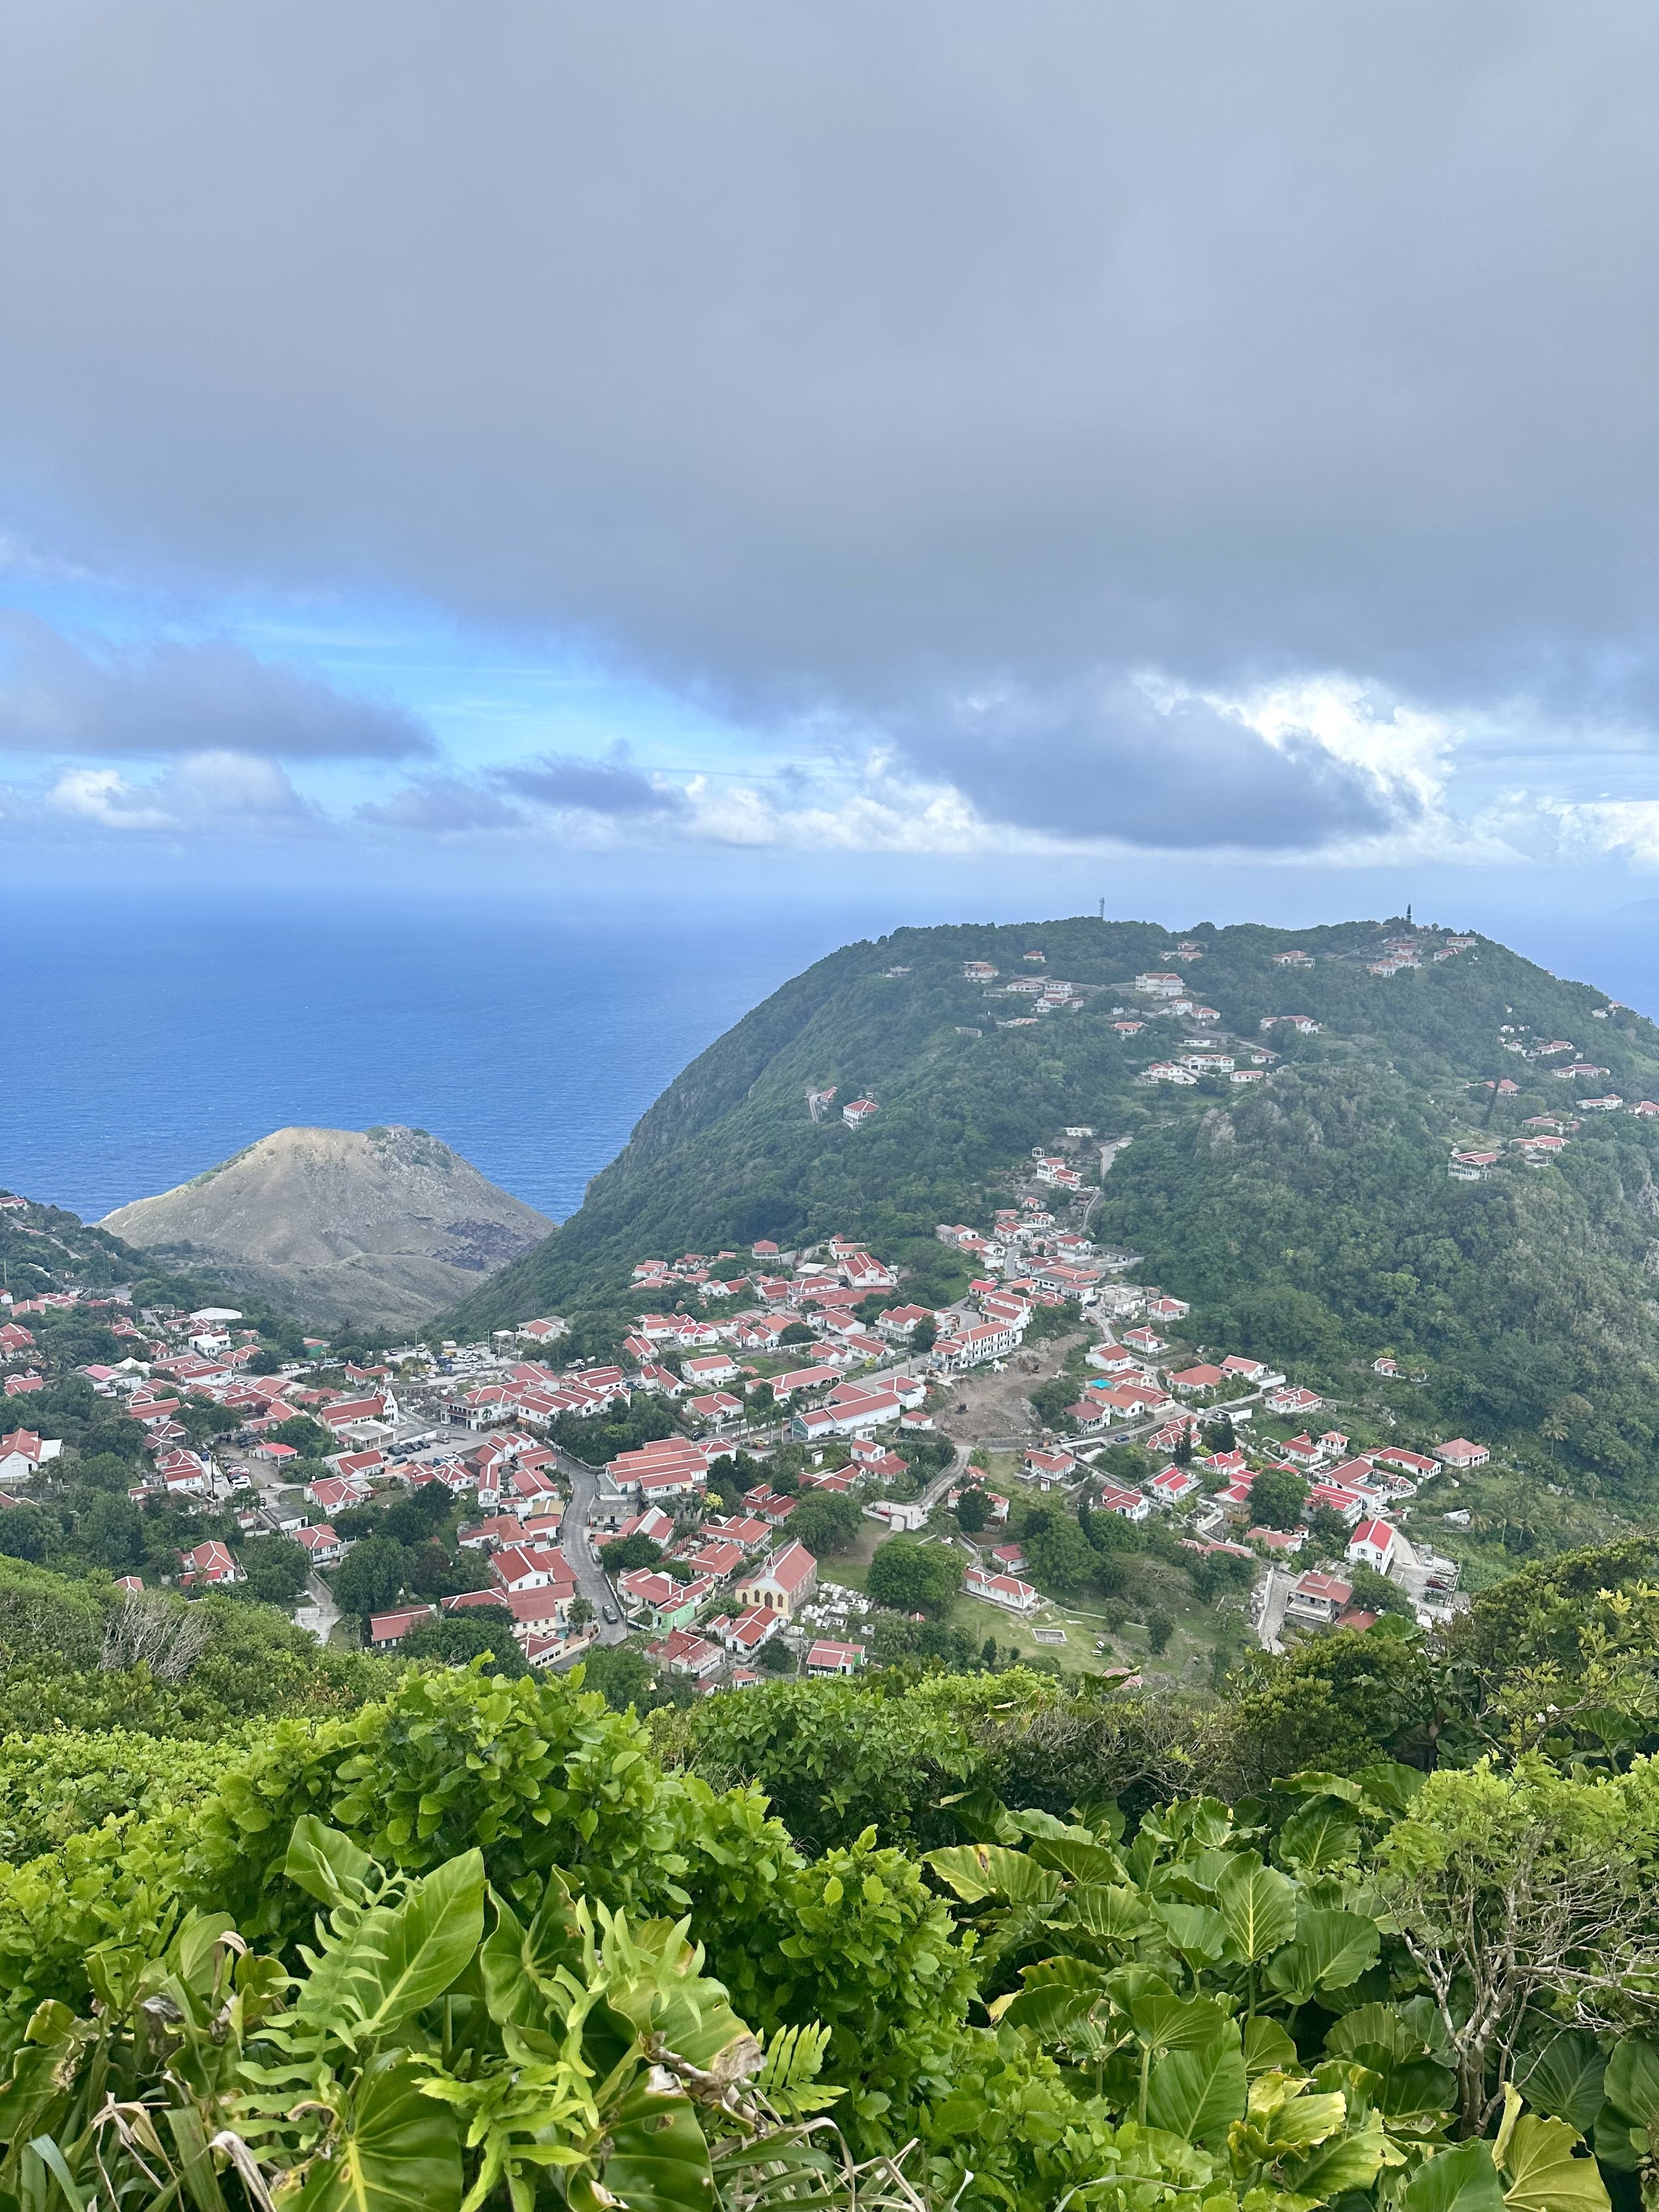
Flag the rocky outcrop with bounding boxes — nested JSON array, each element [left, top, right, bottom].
[[102, 1125, 553, 1332]]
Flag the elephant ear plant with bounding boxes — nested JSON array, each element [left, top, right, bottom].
[[0, 1818, 861, 2212]]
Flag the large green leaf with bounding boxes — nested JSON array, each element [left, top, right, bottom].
[[1325, 2004, 1420, 2065], [1216, 1857, 1297, 1964], [1353, 1762, 1427, 1815], [588, 2089, 714, 2212], [1029, 1837, 1129, 1885], [1603, 2037, 1659, 2128], [1277, 1801, 1362, 1874], [1069, 1884, 1153, 1945], [1279, 1772, 1364, 1805], [1516, 2037, 1607, 2137], [924, 1845, 1062, 1908], [478, 1880, 583, 2031], [1405, 2143, 1506, 2212], [1243, 2018, 1299, 2079], [300, 1849, 485, 2049], [1151, 1901, 1228, 1968], [1147, 2032, 1247, 2144], [1500, 2114, 1611, 2212], [291, 2053, 463, 2212], [1000, 1956, 1106, 2039], [1265, 1909, 1381, 2004], [1121, 1987, 1228, 2056], [285, 1818, 376, 1910], [1281, 2109, 1388, 2201]]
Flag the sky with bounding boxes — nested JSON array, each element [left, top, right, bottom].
[[0, 1, 1655, 907]]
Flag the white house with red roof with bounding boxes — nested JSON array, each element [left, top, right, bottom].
[[491, 1544, 568, 1594], [1147, 1464, 1201, 1507], [1098, 1483, 1150, 1520], [1248, 1524, 1306, 1554], [1346, 1518, 1399, 1574], [1167, 1363, 1226, 1395], [708, 1605, 782, 1653], [179, 1539, 242, 1587], [370, 1603, 436, 1647], [1024, 1445, 1078, 1484], [964, 1565, 1039, 1611], [1372, 1448, 1437, 1483], [1305, 1483, 1366, 1526], [1267, 1384, 1324, 1418], [1435, 1438, 1490, 1467], [1093, 1379, 1175, 1421], [0, 1429, 61, 1480], [689, 1391, 745, 1426], [648, 1629, 724, 1679], [932, 1319, 1025, 1373], [295, 1522, 344, 1564], [806, 1639, 867, 1676], [1285, 1570, 1354, 1623], [841, 1099, 879, 1128]]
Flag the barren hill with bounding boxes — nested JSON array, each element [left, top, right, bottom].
[[102, 1124, 553, 1333]]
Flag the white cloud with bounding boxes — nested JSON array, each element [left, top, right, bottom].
[[46, 750, 315, 833]]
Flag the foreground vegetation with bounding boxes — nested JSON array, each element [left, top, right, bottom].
[[7, 1537, 1659, 2212]]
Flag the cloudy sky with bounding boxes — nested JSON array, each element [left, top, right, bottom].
[[0, 0, 1654, 881]]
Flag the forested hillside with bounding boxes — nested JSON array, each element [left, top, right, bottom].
[[448, 914, 1659, 1496], [8, 1538, 1659, 2212]]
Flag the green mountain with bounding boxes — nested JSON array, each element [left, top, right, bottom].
[[447, 914, 1659, 1499]]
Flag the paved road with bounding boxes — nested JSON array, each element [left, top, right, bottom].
[[295, 1571, 341, 1647], [551, 1449, 628, 1645], [1255, 1565, 1291, 1652]]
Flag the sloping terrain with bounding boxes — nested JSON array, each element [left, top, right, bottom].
[[446, 913, 1659, 1497], [102, 1124, 553, 1332]]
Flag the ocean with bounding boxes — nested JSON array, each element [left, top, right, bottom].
[[0, 889, 858, 1224], [4, 880, 1656, 1226]]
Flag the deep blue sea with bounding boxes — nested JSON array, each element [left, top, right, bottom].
[[3, 877, 1656, 1226], [0, 891, 861, 1223]]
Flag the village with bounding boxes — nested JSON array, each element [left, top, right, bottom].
[[0, 999, 1494, 1694]]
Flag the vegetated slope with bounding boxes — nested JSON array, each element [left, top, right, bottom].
[[448, 913, 1659, 1492], [102, 1124, 553, 1333], [0, 1185, 261, 1319]]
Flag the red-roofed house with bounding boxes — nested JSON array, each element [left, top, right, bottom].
[[806, 1639, 867, 1676], [708, 1606, 781, 1653], [295, 1522, 344, 1564], [1435, 1438, 1490, 1468], [736, 1538, 817, 1619], [1267, 1386, 1324, 1416], [1285, 1570, 1353, 1623], [0, 1429, 61, 1479], [1347, 1519, 1399, 1574], [490, 1544, 567, 1593], [1248, 1524, 1306, 1554], [370, 1603, 437, 1648], [963, 1565, 1039, 1612], [179, 1540, 242, 1587], [648, 1629, 724, 1679], [1168, 1363, 1226, 1394], [1098, 1483, 1149, 1520], [1148, 1464, 1200, 1507]]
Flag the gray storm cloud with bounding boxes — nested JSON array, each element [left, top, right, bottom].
[[497, 757, 691, 819], [905, 686, 1420, 850], [0, 613, 433, 761], [0, 0, 1652, 845]]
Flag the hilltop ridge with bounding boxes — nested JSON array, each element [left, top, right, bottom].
[[447, 913, 1659, 1501], [103, 1124, 553, 1333]]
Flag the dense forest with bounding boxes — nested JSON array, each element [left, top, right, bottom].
[[5, 1538, 1659, 2212], [447, 915, 1659, 1498]]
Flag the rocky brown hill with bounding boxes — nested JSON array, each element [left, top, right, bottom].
[[102, 1124, 553, 1333]]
